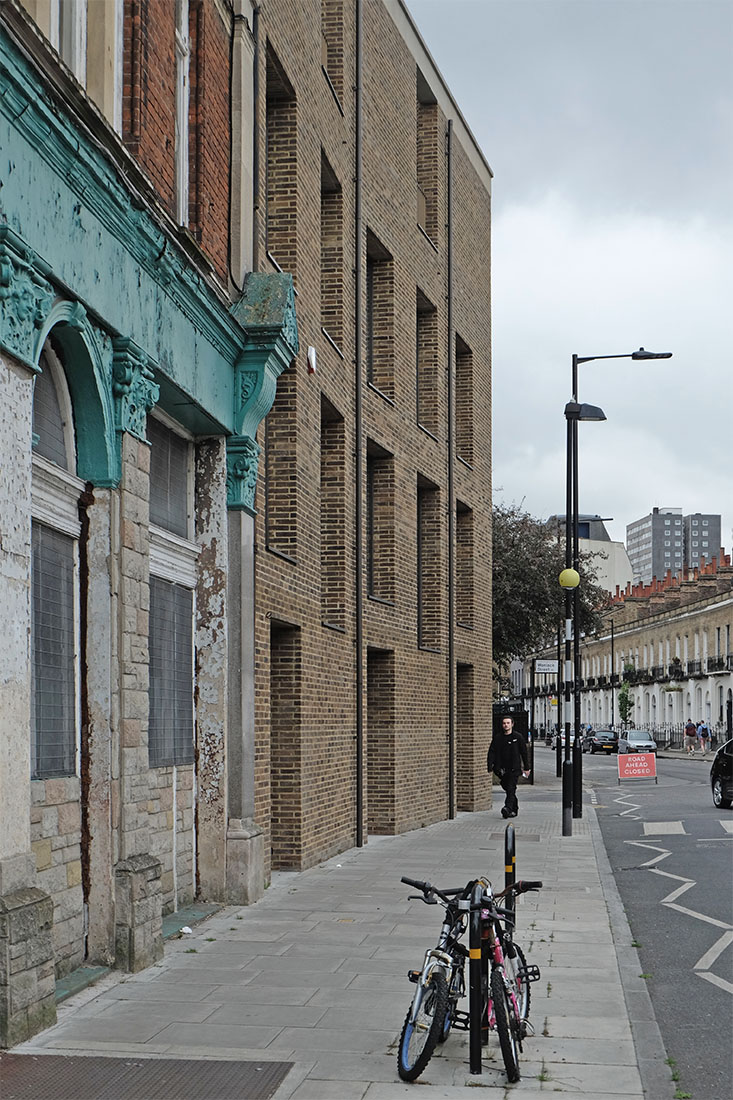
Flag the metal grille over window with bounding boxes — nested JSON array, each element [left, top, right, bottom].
[[148, 417, 189, 536], [149, 577, 194, 767], [33, 352, 69, 469], [31, 523, 76, 778]]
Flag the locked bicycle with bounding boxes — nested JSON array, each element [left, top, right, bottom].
[[396, 874, 542, 1082]]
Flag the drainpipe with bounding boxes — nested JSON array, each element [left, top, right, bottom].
[[447, 119, 455, 819], [354, 0, 364, 846]]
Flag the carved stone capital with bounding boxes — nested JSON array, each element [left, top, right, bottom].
[[0, 227, 55, 370], [226, 435, 260, 514], [112, 336, 160, 439]]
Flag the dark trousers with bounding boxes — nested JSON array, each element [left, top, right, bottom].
[[499, 772, 520, 815]]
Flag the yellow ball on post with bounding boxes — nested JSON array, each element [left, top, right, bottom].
[[559, 568, 580, 589]]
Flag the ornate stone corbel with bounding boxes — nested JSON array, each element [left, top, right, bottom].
[[226, 435, 261, 514], [112, 336, 160, 439], [0, 227, 56, 370], [226, 272, 299, 512]]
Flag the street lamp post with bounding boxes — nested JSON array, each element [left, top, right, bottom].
[[610, 617, 615, 729], [561, 347, 672, 837], [561, 402, 605, 835]]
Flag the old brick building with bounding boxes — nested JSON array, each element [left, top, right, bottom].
[[252, 0, 493, 873], [0, 0, 294, 1045]]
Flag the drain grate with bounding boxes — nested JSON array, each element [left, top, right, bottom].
[[0, 1054, 293, 1100]]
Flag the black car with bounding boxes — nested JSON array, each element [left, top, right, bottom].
[[710, 738, 733, 809], [582, 729, 618, 754]]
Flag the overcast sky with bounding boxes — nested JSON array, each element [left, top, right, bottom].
[[406, 0, 733, 560]]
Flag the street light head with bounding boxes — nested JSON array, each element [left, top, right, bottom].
[[630, 347, 673, 360], [559, 567, 580, 589], [564, 401, 607, 422]]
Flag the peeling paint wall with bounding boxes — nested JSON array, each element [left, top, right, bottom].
[[194, 438, 229, 901]]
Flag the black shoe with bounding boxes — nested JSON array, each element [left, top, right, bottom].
[[501, 808, 509, 818], [507, 811, 517, 818]]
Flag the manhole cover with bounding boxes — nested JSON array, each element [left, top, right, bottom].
[[0, 1054, 293, 1100]]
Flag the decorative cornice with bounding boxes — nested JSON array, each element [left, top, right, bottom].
[[230, 272, 299, 438], [226, 435, 260, 514], [112, 336, 160, 440], [0, 226, 56, 370]]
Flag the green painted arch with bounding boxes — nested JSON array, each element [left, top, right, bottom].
[[35, 302, 120, 487]]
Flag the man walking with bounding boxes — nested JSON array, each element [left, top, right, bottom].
[[487, 716, 530, 818], [684, 718, 697, 755]]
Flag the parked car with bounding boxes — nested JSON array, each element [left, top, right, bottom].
[[710, 738, 733, 809], [618, 730, 657, 754], [549, 729, 572, 750], [582, 729, 618, 754]]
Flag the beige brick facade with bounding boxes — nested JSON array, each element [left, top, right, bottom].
[[252, 0, 493, 872]]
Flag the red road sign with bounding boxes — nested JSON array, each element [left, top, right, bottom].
[[617, 752, 658, 782]]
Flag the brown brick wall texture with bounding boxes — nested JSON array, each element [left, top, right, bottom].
[[123, 0, 230, 279], [253, 0, 493, 873]]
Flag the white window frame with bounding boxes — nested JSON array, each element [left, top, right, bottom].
[[148, 413, 198, 771], [175, 0, 191, 226], [31, 454, 83, 781]]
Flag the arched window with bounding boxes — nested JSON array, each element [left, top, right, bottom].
[[31, 342, 82, 778]]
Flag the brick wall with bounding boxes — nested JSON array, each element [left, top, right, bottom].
[[123, 0, 230, 280], [253, 0, 492, 872]]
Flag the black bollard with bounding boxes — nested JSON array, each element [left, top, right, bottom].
[[504, 823, 516, 922], [468, 879, 485, 1074]]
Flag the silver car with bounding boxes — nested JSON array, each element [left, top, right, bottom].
[[618, 730, 657, 754]]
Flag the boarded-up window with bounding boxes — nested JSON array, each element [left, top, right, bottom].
[[148, 416, 189, 537], [31, 523, 77, 778], [149, 577, 194, 767]]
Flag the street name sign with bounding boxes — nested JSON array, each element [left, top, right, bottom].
[[534, 660, 558, 674]]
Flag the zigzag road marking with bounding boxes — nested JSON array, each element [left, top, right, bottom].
[[614, 787, 641, 819], [624, 838, 733, 994], [620, 836, 730, 994]]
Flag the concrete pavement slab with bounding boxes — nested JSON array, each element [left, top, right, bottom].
[[12, 770, 675, 1100]]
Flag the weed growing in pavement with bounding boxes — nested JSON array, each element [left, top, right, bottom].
[[546, 981, 552, 996], [185, 948, 197, 953], [537, 1060, 550, 1082], [205, 937, 216, 942], [673, 1091, 691, 1099], [631, 940, 642, 948], [666, 1058, 681, 1083], [640, 973, 652, 979], [542, 1016, 550, 1037]]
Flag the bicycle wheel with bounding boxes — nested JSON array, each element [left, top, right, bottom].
[[490, 966, 520, 1083], [505, 942, 530, 1023], [397, 970, 449, 1082]]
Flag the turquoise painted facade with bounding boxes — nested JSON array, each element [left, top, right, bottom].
[[0, 20, 297, 493]]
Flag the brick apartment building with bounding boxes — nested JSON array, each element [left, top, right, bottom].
[[0, 0, 491, 1045], [253, 0, 493, 873]]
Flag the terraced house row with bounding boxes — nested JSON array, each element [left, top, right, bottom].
[[0, 0, 492, 1045]]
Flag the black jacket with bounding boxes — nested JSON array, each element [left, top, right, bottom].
[[487, 731, 529, 777]]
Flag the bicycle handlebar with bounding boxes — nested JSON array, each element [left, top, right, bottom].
[[400, 876, 467, 904], [400, 875, 542, 908]]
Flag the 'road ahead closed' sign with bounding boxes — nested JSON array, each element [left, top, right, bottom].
[[617, 752, 657, 783]]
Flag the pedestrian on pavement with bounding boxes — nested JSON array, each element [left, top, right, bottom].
[[697, 719, 710, 756], [684, 718, 697, 755], [487, 716, 530, 819]]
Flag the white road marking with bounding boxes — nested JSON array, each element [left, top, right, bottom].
[[623, 839, 733, 994], [643, 821, 686, 835], [721, 820, 733, 834], [699, 971, 733, 995]]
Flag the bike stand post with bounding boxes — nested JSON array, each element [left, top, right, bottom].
[[505, 823, 516, 922], [468, 880, 485, 1074]]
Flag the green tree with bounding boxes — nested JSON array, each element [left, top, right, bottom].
[[492, 501, 608, 679], [618, 663, 635, 724]]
